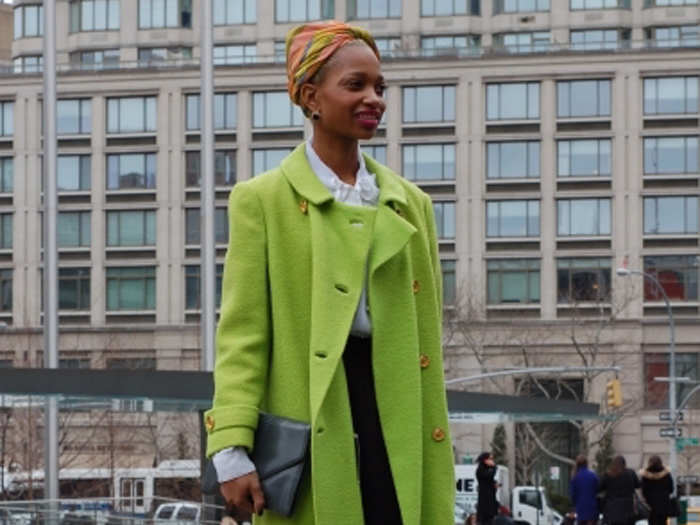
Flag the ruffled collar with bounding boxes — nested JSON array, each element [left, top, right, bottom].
[[305, 140, 380, 206]]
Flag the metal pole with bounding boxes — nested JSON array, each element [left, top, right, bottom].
[[200, 0, 216, 374], [42, 0, 59, 518], [445, 366, 622, 385]]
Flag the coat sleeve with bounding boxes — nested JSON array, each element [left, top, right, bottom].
[[204, 181, 271, 457], [421, 193, 442, 319]]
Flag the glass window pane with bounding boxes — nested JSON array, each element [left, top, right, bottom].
[[58, 156, 80, 190]]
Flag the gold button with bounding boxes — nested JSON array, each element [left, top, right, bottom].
[[299, 199, 308, 214], [205, 415, 215, 432], [412, 280, 420, 294], [419, 353, 431, 369], [394, 206, 402, 216], [432, 427, 445, 442]]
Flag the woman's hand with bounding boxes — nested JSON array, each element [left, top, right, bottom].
[[220, 472, 265, 517]]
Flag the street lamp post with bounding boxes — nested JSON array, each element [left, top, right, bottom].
[[617, 267, 677, 503]]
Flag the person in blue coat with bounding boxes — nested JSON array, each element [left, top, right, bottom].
[[570, 455, 599, 525]]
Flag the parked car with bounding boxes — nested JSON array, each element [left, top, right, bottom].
[[152, 503, 199, 525]]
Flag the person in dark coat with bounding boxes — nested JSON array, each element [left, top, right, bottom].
[[570, 454, 599, 525], [640, 455, 674, 525], [599, 455, 640, 525], [476, 452, 499, 525]]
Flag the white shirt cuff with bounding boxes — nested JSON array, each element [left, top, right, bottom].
[[212, 446, 256, 483]]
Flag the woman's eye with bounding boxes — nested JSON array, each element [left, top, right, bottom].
[[376, 84, 387, 95]]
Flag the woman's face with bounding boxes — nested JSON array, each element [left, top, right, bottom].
[[308, 43, 387, 141]]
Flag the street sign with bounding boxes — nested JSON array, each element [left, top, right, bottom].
[[676, 437, 699, 452], [660, 427, 682, 438], [659, 411, 685, 422], [678, 475, 699, 484]]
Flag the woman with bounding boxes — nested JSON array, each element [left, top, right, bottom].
[[599, 455, 640, 525], [569, 455, 599, 525], [203, 21, 455, 525], [640, 455, 674, 525], [476, 452, 499, 525]]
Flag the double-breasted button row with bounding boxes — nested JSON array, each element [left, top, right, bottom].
[[299, 199, 308, 214], [205, 415, 215, 432], [432, 427, 446, 442], [412, 280, 420, 294], [419, 353, 431, 369]]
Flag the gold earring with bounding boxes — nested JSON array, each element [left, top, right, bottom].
[[312, 111, 320, 121]]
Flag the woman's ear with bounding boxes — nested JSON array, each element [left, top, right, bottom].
[[299, 83, 319, 115]]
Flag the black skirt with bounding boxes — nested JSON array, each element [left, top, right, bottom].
[[343, 335, 403, 525]]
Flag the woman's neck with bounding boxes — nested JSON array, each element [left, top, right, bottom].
[[311, 132, 359, 186]]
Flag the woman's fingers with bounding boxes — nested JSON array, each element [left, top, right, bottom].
[[220, 472, 265, 516]]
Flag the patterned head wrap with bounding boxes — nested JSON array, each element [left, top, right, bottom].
[[285, 20, 380, 109]]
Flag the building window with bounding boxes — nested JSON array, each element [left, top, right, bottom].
[[557, 139, 611, 177], [59, 268, 91, 310], [402, 144, 455, 181], [106, 267, 156, 310], [487, 141, 540, 179], [276, 0, 333, 22], [557, 257, 611, 303], [252, 92, 304, 128], [107, 97, 156, 134], [421, 0, 480, 16], [420, 35, 480, 56], [403, 86, 455, 123], [185, 150, 236, 187], [59, 357, 91, 369], [487, 82, 539, 121], [570, 0, 629, 9], [57, 99, 91, 135], [138, 47, 192, 65], [0, 102, 12, 137], [494, 32, 551, 53], [274, 41, 287, 63], [493, 0, 549, 13], [363, 145, 387, 165], [138, 0, 191, 28], [106, 356, 156, 369], [185, 208, 228, 245], [375, 37, 402, 58], [487, 259, 540, 304], [645, 353, 699, 409], [644, 77, 699, 115], [487, 200, 540, 238], [643, 137, 698, 175], [107, 153, 157, 190], [645, 0, 698, 5], [349, 0, 401, 19], [213, 0, 256, 24], [644, 255, 698, 302], [433, 201, 456, 239], [14, 4, 43, 38], [570, 29, 629, 50], [0, 269, 11, 311], [70, 49, 120, 69], [646, 25, 699, 48], [0, 158, 13, 194], [214, 44, 257, 65], [106, 210, 156, 246], [13, 56, 43, 73], [441, 259, 456, 305], [643, 196, 698, 235], [557, 198, 611, 236], [252, 148, 294, 176], [557, 79, 611, 118], [69, 0, 120, 32], [185, 264, 223, 309], [186, 93, 237, 131], [58, 211, 91, 247], [0, 214, 12, 249]]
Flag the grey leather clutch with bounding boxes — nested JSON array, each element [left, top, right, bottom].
[[202, 412, 311, 518]]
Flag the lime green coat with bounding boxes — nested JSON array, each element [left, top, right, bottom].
[[204, 143, 455, 525]]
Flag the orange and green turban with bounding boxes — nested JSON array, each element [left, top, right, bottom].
[[285, 20, 380, 108]]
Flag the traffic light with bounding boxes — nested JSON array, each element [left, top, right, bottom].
[[606, 378, 622, 408]]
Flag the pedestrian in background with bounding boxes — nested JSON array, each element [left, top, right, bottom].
[[599, 455, 640, 525], [640, 455, 674, 525], [476, 452, 499, 525], [570, 454, 599, 525]]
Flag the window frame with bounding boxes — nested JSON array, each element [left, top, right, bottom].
[[0, 158, 13, 194], [106, 210, 157, 247], [349, 0, 402, 19], [486, 199, 540, 238], [493, 0, 550, 14], [184, 264, 224, 310], [487, 258, 541, 305], [557, 79, 611, 119], [421, 0, 480, 17], [275, 0, 334, 23], [0, 102, 13, 137], [0, 213, 12, 250], [14, 4, 44, 39], [106, 152, 157, 190], [213, 0, 256, 25], [57, 211, 91, 248], [252, 91, 304, 129], [213, 44, 257, 65], [402, 143, 456, 181], [58, 267, 92, 310], [486, 82, 540, 121], [185, 93, 237, 131], [0, 268, 11, 312], [556, 257, 612, 303], [643, 76, 699, 116], [556, 198, 612, 237], [643, 255, 699, 302], [402, 85, 456, 124], [105, 266, 156, 311], [57, 99, 92, 135], [251, 148, 295, 176], [184, 207, 229, 245], [106, 96, 157, 134], [557, 138, 612, 178], [643, 195, 698, 235], [185, 150, 237, 187], [138, 0, 192, 29], [570, 0, 629, 10], [643, 136, 699, 175], [432, 201, 456, 240], [69, 0, 120, 32]]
